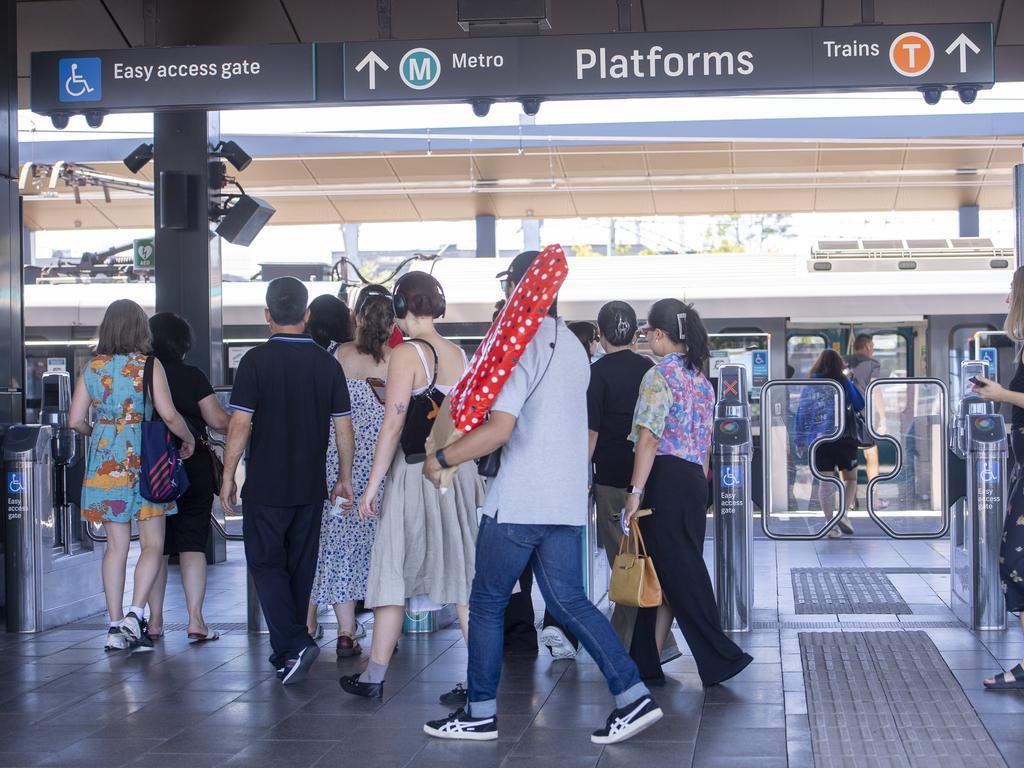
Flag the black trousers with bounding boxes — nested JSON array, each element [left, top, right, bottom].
[[630, 456, 751, 685], [243, 501, 322, 668], [504, 564, 579, 653]]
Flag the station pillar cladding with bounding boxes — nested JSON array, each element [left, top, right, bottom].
[[0, 0, 22, 424], [152, 111, 223, 384]]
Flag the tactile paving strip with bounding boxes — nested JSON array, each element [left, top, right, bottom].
[[792, 567, 912, 614], [801, 631, 1007, 768]]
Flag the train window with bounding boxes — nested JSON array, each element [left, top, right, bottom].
[[870, 333, 908, 378], [787, 334, 827, 378]]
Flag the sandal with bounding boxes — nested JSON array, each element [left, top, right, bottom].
[[984, 663, 1024, 690], [187, 629, 221, 643]]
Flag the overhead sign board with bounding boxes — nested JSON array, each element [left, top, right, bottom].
[[344, 23, 993, 103], [31, 43, 315, 113]]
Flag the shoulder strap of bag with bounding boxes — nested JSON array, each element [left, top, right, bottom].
[[142, 355, 155, 421], [407, 339, 439, 393]]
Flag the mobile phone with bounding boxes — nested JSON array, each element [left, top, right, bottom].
[[620, 509, 630, 536], [970, 376, 982, 386], [367, 377, 387, 405]]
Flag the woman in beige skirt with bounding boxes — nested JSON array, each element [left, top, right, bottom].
[[340, 272, 482, 702]]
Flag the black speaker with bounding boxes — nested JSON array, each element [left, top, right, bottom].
[[216, 195, 275, 246], [159, 171, 189, 230]]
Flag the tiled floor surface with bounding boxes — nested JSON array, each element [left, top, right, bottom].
[[1, 536, 1023, 767]]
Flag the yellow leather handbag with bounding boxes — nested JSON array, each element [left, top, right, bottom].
[[608, 516, 662, 608]]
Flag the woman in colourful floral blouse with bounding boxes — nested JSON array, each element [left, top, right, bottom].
[[624, 299, 753, 686], [69, 299, 195, 652]]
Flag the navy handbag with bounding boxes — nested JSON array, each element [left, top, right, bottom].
[[139, 356, 190, 503]]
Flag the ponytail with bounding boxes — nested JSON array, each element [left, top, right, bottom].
[[356, 295, 395, 364], [647, 298, 709, 370]]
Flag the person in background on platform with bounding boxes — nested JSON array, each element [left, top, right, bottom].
[[309, 285, 393, 658], [302, 293, 357, 641], [421, 250, 663, 745], [847, 333, 885, 520], [588, 300, 680, 665], [624, 299, 753, 687], [569, 320, 600, 360], [340, 272, 482, 703], [221, 277, 355, 685], [69, 299, 196, 651], [794, 349, 864, 538], [146, 313, 229, 643], [972, 266, 1024, 689]]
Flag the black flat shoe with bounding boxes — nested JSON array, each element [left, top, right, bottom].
[[704, 653, 754, 687], [339, 674, 383, 699]]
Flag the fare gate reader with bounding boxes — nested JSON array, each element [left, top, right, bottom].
[[3, 371, 104, 632], [949, 360, 1008, 631], [712, 364, 753, 633]]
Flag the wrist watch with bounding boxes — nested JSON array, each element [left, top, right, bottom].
[[628, 485, 644, 496], [435, 449, 450, 469]]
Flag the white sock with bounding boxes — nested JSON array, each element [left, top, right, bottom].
[[110, 621, 121, 629], [128, 606, 145, 620]]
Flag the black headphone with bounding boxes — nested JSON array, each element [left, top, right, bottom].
[[354, 284, 391, 316], [392, 272, 446, 320]]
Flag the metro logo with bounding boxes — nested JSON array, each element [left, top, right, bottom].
[[889, 32, 934, 77], [400, 48, 440, 90]]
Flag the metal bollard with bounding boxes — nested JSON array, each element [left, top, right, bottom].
[[712, 364, 753, 632]]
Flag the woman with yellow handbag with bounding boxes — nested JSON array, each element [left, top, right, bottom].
[[623, 299, 753, 686]]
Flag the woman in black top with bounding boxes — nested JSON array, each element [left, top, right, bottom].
[[974, 265, 1024, 688], [146, 313, 229, 641]]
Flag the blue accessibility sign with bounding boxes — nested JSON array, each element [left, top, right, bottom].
[[58, 57, 102, 102], [721, 464, 743, 489], [978, 460, 999, 485], [7, 471, 24, 495]]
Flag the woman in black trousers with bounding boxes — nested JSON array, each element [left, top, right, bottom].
[[624, 299, 752, 686]]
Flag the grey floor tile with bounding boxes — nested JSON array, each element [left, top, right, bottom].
[[509, 727, 605, 759], [225, 739, 335, 768], [693, 726, 787, 759], [0, 724, 102, 753], [597, 740, 695, 767], [42, 736, 165, 767], [504, 757, 598, 768], [150, 724, 267, 755], [264, 712, 368, 741], [126, 754, 228, 768], [409, 738, 514, 768], [699, 703, 785, 730]]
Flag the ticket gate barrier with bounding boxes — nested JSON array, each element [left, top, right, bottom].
[[3, 372, 104, 632], [949, 360, 1007, 631], [712, 364, 753, 632]]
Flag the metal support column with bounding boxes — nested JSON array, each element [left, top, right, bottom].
[[523, 218, 542, 252], [476, 214, 497, 258], [153, 111, 224, 385], [1015, 163, 1024, 269], [959, 205, 980, 238], [0, 0, 22, 424]]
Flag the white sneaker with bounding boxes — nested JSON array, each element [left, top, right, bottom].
[[827, 527, 843, 539], [837, 516, 855, 535], [104, 627, 129, 651], [119, 612, 143, 643], [353, 620, 366, 640], [541, 626, 579, 660]]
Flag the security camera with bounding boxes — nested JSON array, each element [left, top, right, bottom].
[[211, 140, 252, 172], [520, 97, 542, 117], [84, 111, 106, 129], [921, 87, 944, 106], [471, 98, 493, 118], [123, 142, 154, 174], [956, 86, 978, 105], [50, 112, 70, 130]]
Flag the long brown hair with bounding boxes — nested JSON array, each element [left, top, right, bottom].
[[809, 348, 846, 383], [95, 299, 151, 355], [1005, 266, 1024, 342], [356, 294, 395, 363]]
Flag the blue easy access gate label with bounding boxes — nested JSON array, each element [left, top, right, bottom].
[[58, 57, 102, 102]]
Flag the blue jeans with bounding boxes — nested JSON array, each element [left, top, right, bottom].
[[468, 515, 648, 717]]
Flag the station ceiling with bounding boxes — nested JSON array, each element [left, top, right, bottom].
[[14, 0, 1024, 106], [22, 134, 1024, 229]]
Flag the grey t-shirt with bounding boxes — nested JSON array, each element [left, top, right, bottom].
[[481, 316, 590, 526]]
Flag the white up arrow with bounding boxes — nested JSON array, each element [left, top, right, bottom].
[[945, 33, 981, 74], [355, 51, 388, 90]]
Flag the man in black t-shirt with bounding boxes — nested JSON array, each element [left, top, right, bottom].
[[222, 278, 355, 685], [588, 302, 678, 661]]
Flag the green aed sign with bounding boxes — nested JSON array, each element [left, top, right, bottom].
[[133, 237, 155, 270]]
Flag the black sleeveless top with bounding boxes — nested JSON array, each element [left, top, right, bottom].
[[1010, 355, 1024, 429]]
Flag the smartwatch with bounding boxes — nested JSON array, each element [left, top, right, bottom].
[[435, 449, 451, 469], [628, 485, 644, 496]]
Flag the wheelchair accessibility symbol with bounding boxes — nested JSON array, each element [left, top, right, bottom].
[[7, 471, 24, 495], [59, 58, 102, 103], [978, 461, 999, 485], [721, 464, 743, 488]]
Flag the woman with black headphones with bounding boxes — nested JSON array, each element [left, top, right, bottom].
[[340, 271, 484, 701]]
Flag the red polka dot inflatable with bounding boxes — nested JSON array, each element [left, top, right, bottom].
[[449, 244, 568, 434]]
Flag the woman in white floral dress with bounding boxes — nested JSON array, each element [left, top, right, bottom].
[[309, 288, 394, 656]]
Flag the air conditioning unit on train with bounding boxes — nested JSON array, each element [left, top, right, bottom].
[[808, 238, 1014, 273]]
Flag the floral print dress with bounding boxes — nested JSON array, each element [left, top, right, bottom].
[[310, 378, 385, 606], [81, 353, 176, 524], [630, 352, 714, 465]]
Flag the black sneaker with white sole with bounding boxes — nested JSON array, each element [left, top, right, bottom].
[[591, 695, 664, 745], [423, 708, 498, 741], [281, 644, 320, 685], [439, 683, 468, 706]]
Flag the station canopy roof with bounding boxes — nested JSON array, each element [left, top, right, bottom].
[[14, 0, 1024, 228]]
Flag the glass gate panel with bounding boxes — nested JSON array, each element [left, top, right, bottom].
[[760, 379, 845, 539], [863, 379, 948, 538]]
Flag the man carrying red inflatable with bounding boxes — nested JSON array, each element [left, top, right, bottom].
[[422, 248, 663, 745]]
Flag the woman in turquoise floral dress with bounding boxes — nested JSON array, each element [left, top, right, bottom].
[[69, 299, 195, 651]]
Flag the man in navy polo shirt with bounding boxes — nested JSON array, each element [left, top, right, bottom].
[[221, 277, 355, 685]]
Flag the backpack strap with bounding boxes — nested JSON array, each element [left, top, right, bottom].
[[142, 356, 155, 421]]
